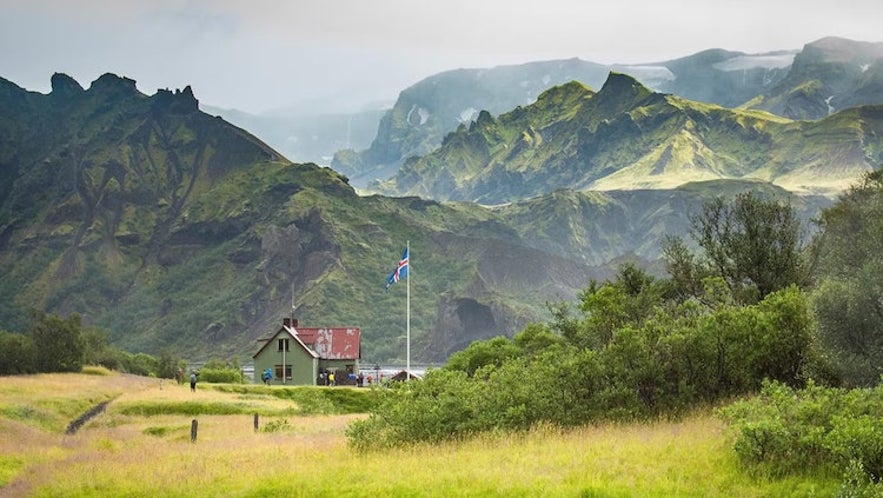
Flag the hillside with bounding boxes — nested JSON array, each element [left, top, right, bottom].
[[0, 73, 841, 364], [0, 73, 619, 363], [373, 73, 883, 203], [743, 37, 883, 119], [331, 38, 883, 188], [200, 104, 385, 166]]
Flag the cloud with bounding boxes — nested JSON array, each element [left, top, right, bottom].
[[2, 0, 882, 112]]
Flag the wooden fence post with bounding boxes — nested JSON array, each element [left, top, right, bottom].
[[191, 419, 198, 443], [254, 413, 259, 432]]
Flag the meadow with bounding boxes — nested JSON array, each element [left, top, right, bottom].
[[0, 370, 839, 497]]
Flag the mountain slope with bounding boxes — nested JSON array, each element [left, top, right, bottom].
[[373, 73, 883, 203], [331, 48, 796, 186], [743, 37, 883, 119], [0, 73, 615, 363], [200, 104, 385, 166], [0, 73, 841, 364]]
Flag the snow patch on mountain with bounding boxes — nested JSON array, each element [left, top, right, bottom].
[[712, 53, 795, 71], [616, 65, 676, 82], [406, 104, 430, 126], [459, 107, 479, 123]]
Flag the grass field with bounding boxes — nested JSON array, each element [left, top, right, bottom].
[[0, 371, 839, 497]]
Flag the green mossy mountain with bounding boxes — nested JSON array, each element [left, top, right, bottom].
[[0, 73, 615, 363], [331, 38, 882, 188], [0, 73, 836, 364], [374, 72, 883, 204]]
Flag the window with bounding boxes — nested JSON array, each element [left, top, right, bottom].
[[277, 338, 289, 352], [274, 364, 292, 380]]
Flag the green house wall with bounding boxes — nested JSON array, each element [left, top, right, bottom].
[[253, 334, 317, 386]]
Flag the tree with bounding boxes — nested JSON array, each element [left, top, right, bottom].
[[444, 336, 521, 377], [0, 331, 36, 374], [29, 311, 84, 373], [809, 170, 883, 385], [661, 235, 708, 303], [689, 192, 806, 304]]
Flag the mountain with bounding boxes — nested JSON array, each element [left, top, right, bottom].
[[0, 73, 621, 363], [743, 37, 883, 119], [331, 38, 883, 188], [331, 48, 797, 187], [0, 73, 841, 365], [200, 104, 385, 166], [331, 59, 610, 186], [372, 73, 883, 204]]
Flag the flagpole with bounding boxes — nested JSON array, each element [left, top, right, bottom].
[[406, 240, 410, 378]]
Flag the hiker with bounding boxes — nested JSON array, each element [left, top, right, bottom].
[[190, 370, 198, 392]]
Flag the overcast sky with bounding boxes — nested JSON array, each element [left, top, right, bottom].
[[1, 0, 881, 114]]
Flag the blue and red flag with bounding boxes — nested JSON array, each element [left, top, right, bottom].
[[385, 247, 409, 290]]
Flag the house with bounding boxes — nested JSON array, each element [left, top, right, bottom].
[[252, 318, 361, 386]]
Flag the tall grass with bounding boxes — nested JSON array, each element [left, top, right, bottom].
[[0, 373, 838, 497]]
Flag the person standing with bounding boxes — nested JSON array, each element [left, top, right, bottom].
[[190, 371, 198, 392]]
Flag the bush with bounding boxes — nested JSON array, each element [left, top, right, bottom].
[[720, 381, 883, 483], [348, 287, 826, 449], [261, 419, 291, 433], [198, 368, 243, 384], [81, 365, 112, 376], [0, 332, 35, 375]]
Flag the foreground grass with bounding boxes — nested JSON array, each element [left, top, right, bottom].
[[1, 372, 838, 497]]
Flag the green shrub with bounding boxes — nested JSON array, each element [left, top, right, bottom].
[[720, 381, 883, 483], [261, 419, 291, 433], [81, 365, 112, 376], [198, 368, 243, 384]]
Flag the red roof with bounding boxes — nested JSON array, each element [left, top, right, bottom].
[[295, 327, 361, 360]]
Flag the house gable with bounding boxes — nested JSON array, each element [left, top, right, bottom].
[[252, 326, 318, 360]]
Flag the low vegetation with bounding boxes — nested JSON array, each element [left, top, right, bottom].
[[0, 372, 840, 496], [4, 174, 883, 496], [348, 183, 883, 495], [721, 381, 883, 495]]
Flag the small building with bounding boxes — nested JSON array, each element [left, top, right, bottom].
[[389, 369, 423, 383], [252, 318, 361, 386]]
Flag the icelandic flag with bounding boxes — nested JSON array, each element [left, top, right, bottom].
[[385, 247, 409, 290]]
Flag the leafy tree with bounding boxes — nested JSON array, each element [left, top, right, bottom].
[[566, 263, 664, 349], [0, 331, 36, 374], [512, 323, 565, 354], [119, 352, 158, 376], [688, 192, 807, 304], [156, 349, 183, 380], [81, 326, 122, 370], [810, 170, 883, 385], [29, 311, 84, 373], [661, 235, 709, 303], [444, 336, 521, 377]]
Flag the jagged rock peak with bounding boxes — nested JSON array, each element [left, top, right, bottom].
[[152, 84, 199, 113], [598, 71, 653, 100], [88, 73, 139, 95], [50, 73, 84, 96], [475, 109, 494, 125]]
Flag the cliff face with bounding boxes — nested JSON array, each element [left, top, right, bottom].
[[0, 72, 345, 356]]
